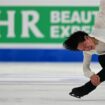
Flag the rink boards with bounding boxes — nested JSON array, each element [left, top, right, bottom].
[[0, 0, 99, 62]]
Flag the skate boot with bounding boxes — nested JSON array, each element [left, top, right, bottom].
[[69, 82, 96, 98]]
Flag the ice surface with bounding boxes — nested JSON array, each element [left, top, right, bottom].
[[0, 63, 104, 105], [0, 80, 104, 105]]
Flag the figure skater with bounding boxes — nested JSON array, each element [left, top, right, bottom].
[[63, 0, 105, 98]]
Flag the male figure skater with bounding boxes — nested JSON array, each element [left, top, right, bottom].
[[63, 0, 105, 98]]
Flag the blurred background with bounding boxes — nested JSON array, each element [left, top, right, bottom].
[[0, 0, 101, 82]]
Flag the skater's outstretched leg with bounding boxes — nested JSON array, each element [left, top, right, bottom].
[[70, 69, 105, 98]]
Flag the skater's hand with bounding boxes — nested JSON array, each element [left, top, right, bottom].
[[90, 74, 100, 86]]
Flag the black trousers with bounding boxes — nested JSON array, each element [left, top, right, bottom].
[[98, 54, 105, 81], [82, 54, 105, 92]]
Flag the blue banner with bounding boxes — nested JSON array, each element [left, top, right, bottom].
[[0, 49, 98, 62]]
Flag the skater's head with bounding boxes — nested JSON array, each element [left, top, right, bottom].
[[63, 31, 96, 51]]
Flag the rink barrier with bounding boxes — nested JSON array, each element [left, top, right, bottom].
[[0, 49, 98, 62]]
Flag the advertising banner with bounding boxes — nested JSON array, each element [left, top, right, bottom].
[[0, 0, 99, 62]]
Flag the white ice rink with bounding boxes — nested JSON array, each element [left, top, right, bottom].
[[0, 62, 105, 105]]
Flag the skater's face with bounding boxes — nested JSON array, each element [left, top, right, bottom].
[[77, 36, 96, 51]]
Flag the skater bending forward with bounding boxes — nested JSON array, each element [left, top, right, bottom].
[[63, 0, 105, 98]]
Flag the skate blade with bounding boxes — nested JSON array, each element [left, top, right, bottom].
[[69, 92, 81, 98]]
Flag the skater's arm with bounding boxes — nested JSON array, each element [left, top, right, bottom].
[[90, 0, 105, 43], [83, 52, 95, 78], [94, 0, 105, 29]]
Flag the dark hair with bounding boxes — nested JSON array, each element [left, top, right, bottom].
[[63, 31, 88, 51]]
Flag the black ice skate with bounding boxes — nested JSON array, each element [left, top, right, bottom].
[[69, 82, 96, 98], [69, 87, 87, 98]]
